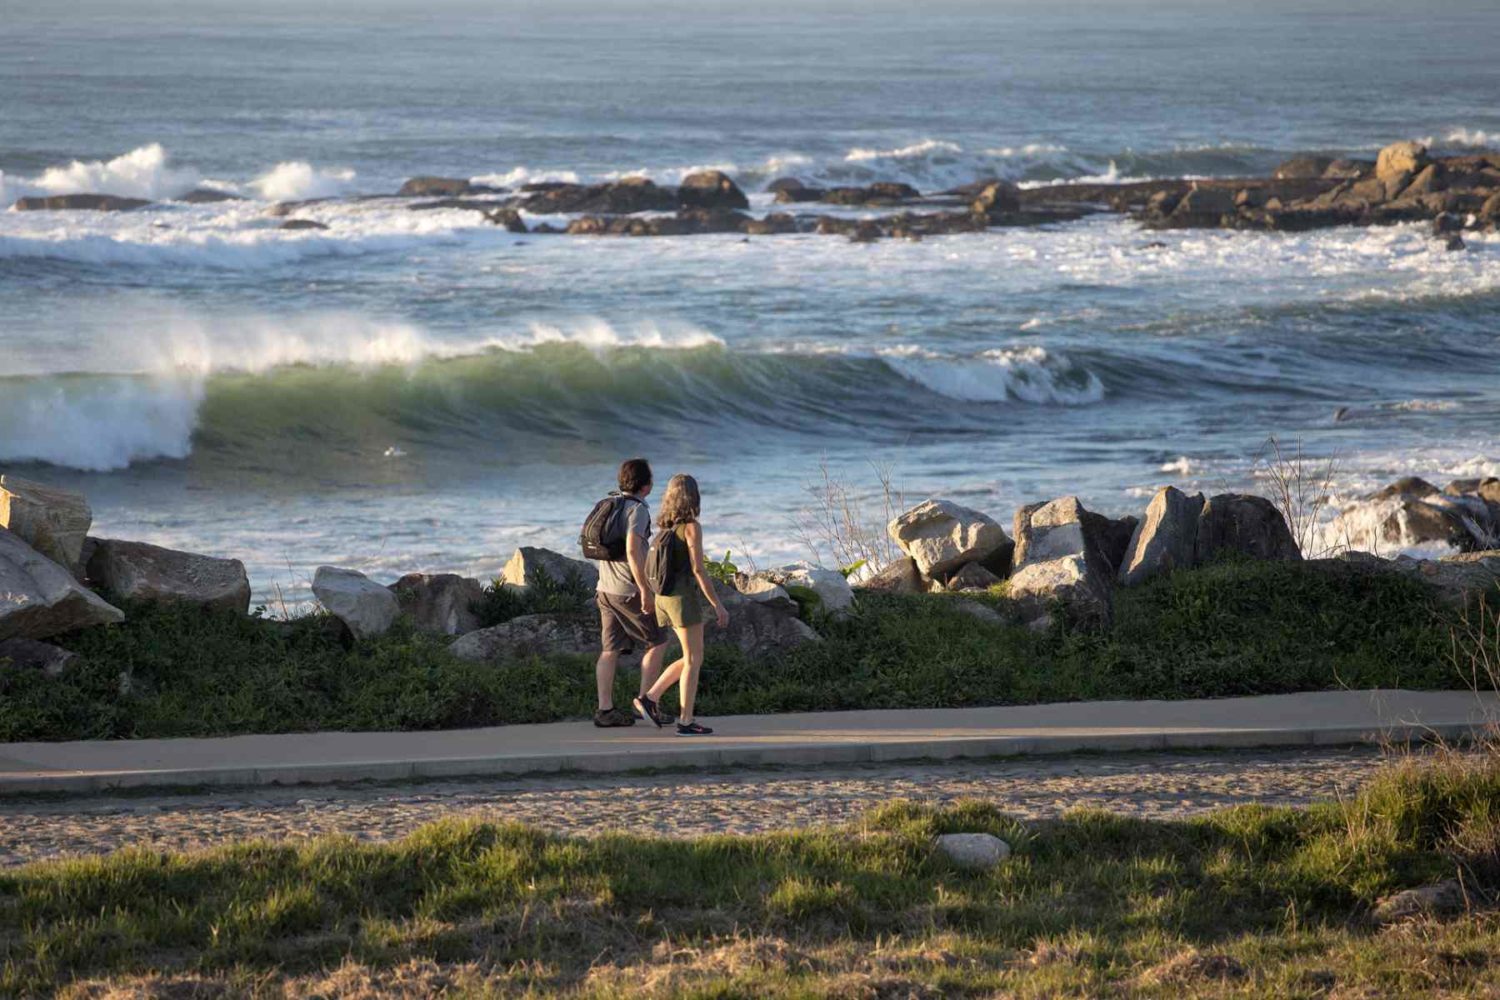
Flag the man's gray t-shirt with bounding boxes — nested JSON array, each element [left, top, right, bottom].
[[596, 496, 650, 597]]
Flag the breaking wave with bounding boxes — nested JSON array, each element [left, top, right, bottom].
[[0, 315, 1107, 472]]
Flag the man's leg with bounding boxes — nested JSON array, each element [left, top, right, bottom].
[[638, 640, 668, 698], [596, 651, 620, 712]]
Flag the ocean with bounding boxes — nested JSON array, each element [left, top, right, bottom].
[[3, 0, 1498, 602]]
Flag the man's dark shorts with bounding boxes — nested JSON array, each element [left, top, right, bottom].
[[598, 590, 666, 654]]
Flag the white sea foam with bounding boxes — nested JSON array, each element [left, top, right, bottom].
[[0, 374, 201, 471], [249, 161, 358, 201], [0, 143, 203, 204], [881, 344, 1105, 405]]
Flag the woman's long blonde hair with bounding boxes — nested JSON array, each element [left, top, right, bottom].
[[656, 474, 701, 529]]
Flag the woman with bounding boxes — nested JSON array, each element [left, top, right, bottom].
[[633, 474, 729, 736]]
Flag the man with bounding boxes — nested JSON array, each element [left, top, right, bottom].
[[592, 458, 669, 727]]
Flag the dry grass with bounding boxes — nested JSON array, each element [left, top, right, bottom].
[[1254, 434, 1343, 558], [791, 460, 906, 572]]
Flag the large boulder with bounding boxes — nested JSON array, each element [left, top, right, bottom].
[[312, 566, 399, 640], [1009, 497, 1116, 624], [85, 539, 251, 613], [502, 546, 598, 590], [1118, 487, 1206, 585], [1195, 494, 1301, 563], [0, 475, 92, 574], [449, 612, 596, 662], [1007, 554, 1113, 626], [888, 500, 1010, 580], [751, 562, 855, 615], [389, 573, 485, 635], [678, 170, 749, 210], [0, 529, 124, 641], [1372, 476, 1440, 501], [1376, 141, 1429, 183], [713, 580, 819, 658], [1012, 497, 1114, 577], [0, 638, 78, 676]]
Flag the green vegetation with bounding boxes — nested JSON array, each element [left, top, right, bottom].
[[3, 753, 1498, 997], [0, 558, 1472, 742]]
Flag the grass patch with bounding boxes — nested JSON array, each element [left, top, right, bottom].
[[0, 557, 1468, 742], [2, 752, 1498, 996]]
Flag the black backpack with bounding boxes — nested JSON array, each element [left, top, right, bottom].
[[646, 528, 680, 596], [579, 493, 643, 562]]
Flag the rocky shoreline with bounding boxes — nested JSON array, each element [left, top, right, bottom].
[[10, 139, 1498, 246], [3, 468, 1499, 679]]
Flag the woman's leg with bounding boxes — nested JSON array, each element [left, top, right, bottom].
[[647, 655, 685, 703], [676, 624, 705, 723]]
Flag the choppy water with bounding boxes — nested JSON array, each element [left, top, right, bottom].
[[3, 0, 1499, 599]]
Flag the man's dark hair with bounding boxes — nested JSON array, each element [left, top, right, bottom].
[[618, 458, 652, 495]]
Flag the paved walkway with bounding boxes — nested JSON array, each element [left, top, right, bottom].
[[1, 689, 1495, 795]]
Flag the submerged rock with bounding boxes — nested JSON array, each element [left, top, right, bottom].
[[0, 529, 124, 641], [312, 566, 399, 640], [677, 170, 750, 210], [86, 539, 252, 614], [397, 176, 502, 198], [13, 193, 151, 211]]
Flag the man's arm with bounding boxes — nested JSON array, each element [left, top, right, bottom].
[[626, 529, 654, 613]]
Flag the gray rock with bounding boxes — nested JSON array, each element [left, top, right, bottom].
[[388, 573, 485, 635], [397, 176, 500, 197], [1335, 550, 1500, 605], [1374, 880, 1463, 923], [312, 566, 400, 640], [732, 575, 799, 614], [501, 546, 598, 590], [945, 562, 1002, 592], [853, 557, 925, 594], [0, 474, 92, 574], [86, 539, 251, 613], [449, 613, 596, 662], [952, 600, 1005, 626], [1008, 554, 1113, 626], [0, 637, 79, 676], [888, 499, 1010, 579], [1118, 486, 1206, 585], [713, 580, 820, 658], [1012, 497, 1114, 577], [0, 529, 124, 641], [752, 562, 855, 614], [935, 832, 1011, 870], [1196, 494, 1302, 562]]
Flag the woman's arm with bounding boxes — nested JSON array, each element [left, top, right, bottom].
[[684, 522, 729, 627]]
